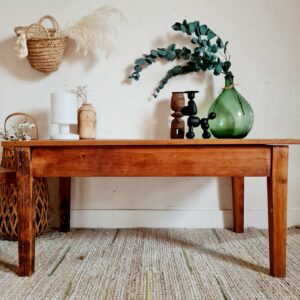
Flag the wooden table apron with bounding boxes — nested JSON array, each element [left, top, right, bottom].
[[1, 139, 296, 277]]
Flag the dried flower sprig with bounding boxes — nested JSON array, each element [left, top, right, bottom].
[[72, 86, 88, 104], [64, 5, 125, 57]]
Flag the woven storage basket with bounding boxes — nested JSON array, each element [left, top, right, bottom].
[[16, 15, 68, 73], [0, 113, 50, 240]]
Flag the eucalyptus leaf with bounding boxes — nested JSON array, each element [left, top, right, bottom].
[[135, 58, 146, 65], [166, 71, 173, 79], [175, 49, 182, 58], [222, 61, 231, 72], [182, 47, 191, 55], [180, 24, 186, 32], [216, 37, 224, 48], [134, 65, 142, 72], [210, 55, 218, 62], [192, 21, 199, 29], [172, 66, 183, 75], [190, 54, 197, 62], [191, 38, 199, 44], [207, 29, 216, 40], [157, 49, 167, 57], [167, 44, 176, 51], [224, 41, 229, 52], [145, 58, 153, 65], [200, 40, 208, 47], [195, 26, 201, 37], [200, 24, 208, 35], [194, 65, 201, 71], [166, 51, 176, 61], [208, 64, 214, 70], [129, 71, 140, 81], [186, 28, 192, 35], [211, 44, 218, 53], [203, 49, 212, 58], [172, 22, 181, 31], [182, 65, 190, 74], [144, 55, 154, 61], [188, 22, 196, 34], [195, 59, 202, 69], [194, 47, 203, 54], [214, 63, 223, 74], [150, 50, 159, 58], [187, 61, 196, 71]]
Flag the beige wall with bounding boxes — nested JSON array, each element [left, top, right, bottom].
[[1, 0, 300, 227]]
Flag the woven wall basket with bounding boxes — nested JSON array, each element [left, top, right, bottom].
[[16, 15, 68, 73], [0, 113, 50, 240]]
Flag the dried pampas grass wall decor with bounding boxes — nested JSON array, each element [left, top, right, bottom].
[[64, 5, 125, 57]]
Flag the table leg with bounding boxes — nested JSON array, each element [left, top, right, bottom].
[[16, 147, 35, 276], [59, 177, 71, 232], [231, 176, 244, 233], [267, 146, 288, 277]]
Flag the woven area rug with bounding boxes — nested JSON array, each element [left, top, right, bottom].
[[1, 228, 300, 299]]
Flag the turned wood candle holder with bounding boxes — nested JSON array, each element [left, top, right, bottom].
[[170, 92, 185, 139]]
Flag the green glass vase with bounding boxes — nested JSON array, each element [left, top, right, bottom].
[[208, 73, 254, 138]]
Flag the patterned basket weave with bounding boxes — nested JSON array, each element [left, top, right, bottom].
[[16, 15, 68, 73], [0, 148, 50, 240], [0, 114, 50, 240]]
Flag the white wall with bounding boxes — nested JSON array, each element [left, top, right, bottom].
[[1, 0, 300, 228]]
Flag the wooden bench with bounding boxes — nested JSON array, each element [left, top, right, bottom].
[[2, 139, 300, 277]]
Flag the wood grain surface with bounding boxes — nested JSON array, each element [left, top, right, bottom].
[[2, 138, 300, 147], [267, 146, 289, 277], [30, 145, 271, 177], [0, 166, 16, 183], [16, 147, 35, 276], [58, 177, 71, 232], [231, 177, 245, 233]]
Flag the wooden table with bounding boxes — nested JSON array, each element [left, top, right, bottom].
[[2, 139, 300, 277]]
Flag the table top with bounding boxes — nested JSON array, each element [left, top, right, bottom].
[[2, 139, 300, 147]]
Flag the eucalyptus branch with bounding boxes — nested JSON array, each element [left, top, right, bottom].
[[128, 19, 232, 97]]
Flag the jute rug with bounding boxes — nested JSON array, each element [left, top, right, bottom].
[[1, 228, 300, 299]]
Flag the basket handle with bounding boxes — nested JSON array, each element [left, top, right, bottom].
[[4, 112, 39, 139], [25, 23, 50, 39], [38, 15, 60, 35]]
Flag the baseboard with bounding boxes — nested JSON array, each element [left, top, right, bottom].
[[70, 209, 300, 228]]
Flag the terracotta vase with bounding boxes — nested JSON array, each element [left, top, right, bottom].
[[170, 92, 185, 139], [78, 103, 97, 139]]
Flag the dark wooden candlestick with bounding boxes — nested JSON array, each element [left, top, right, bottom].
[[170, 92, 185, 139], [181, 91, 216, 139]]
